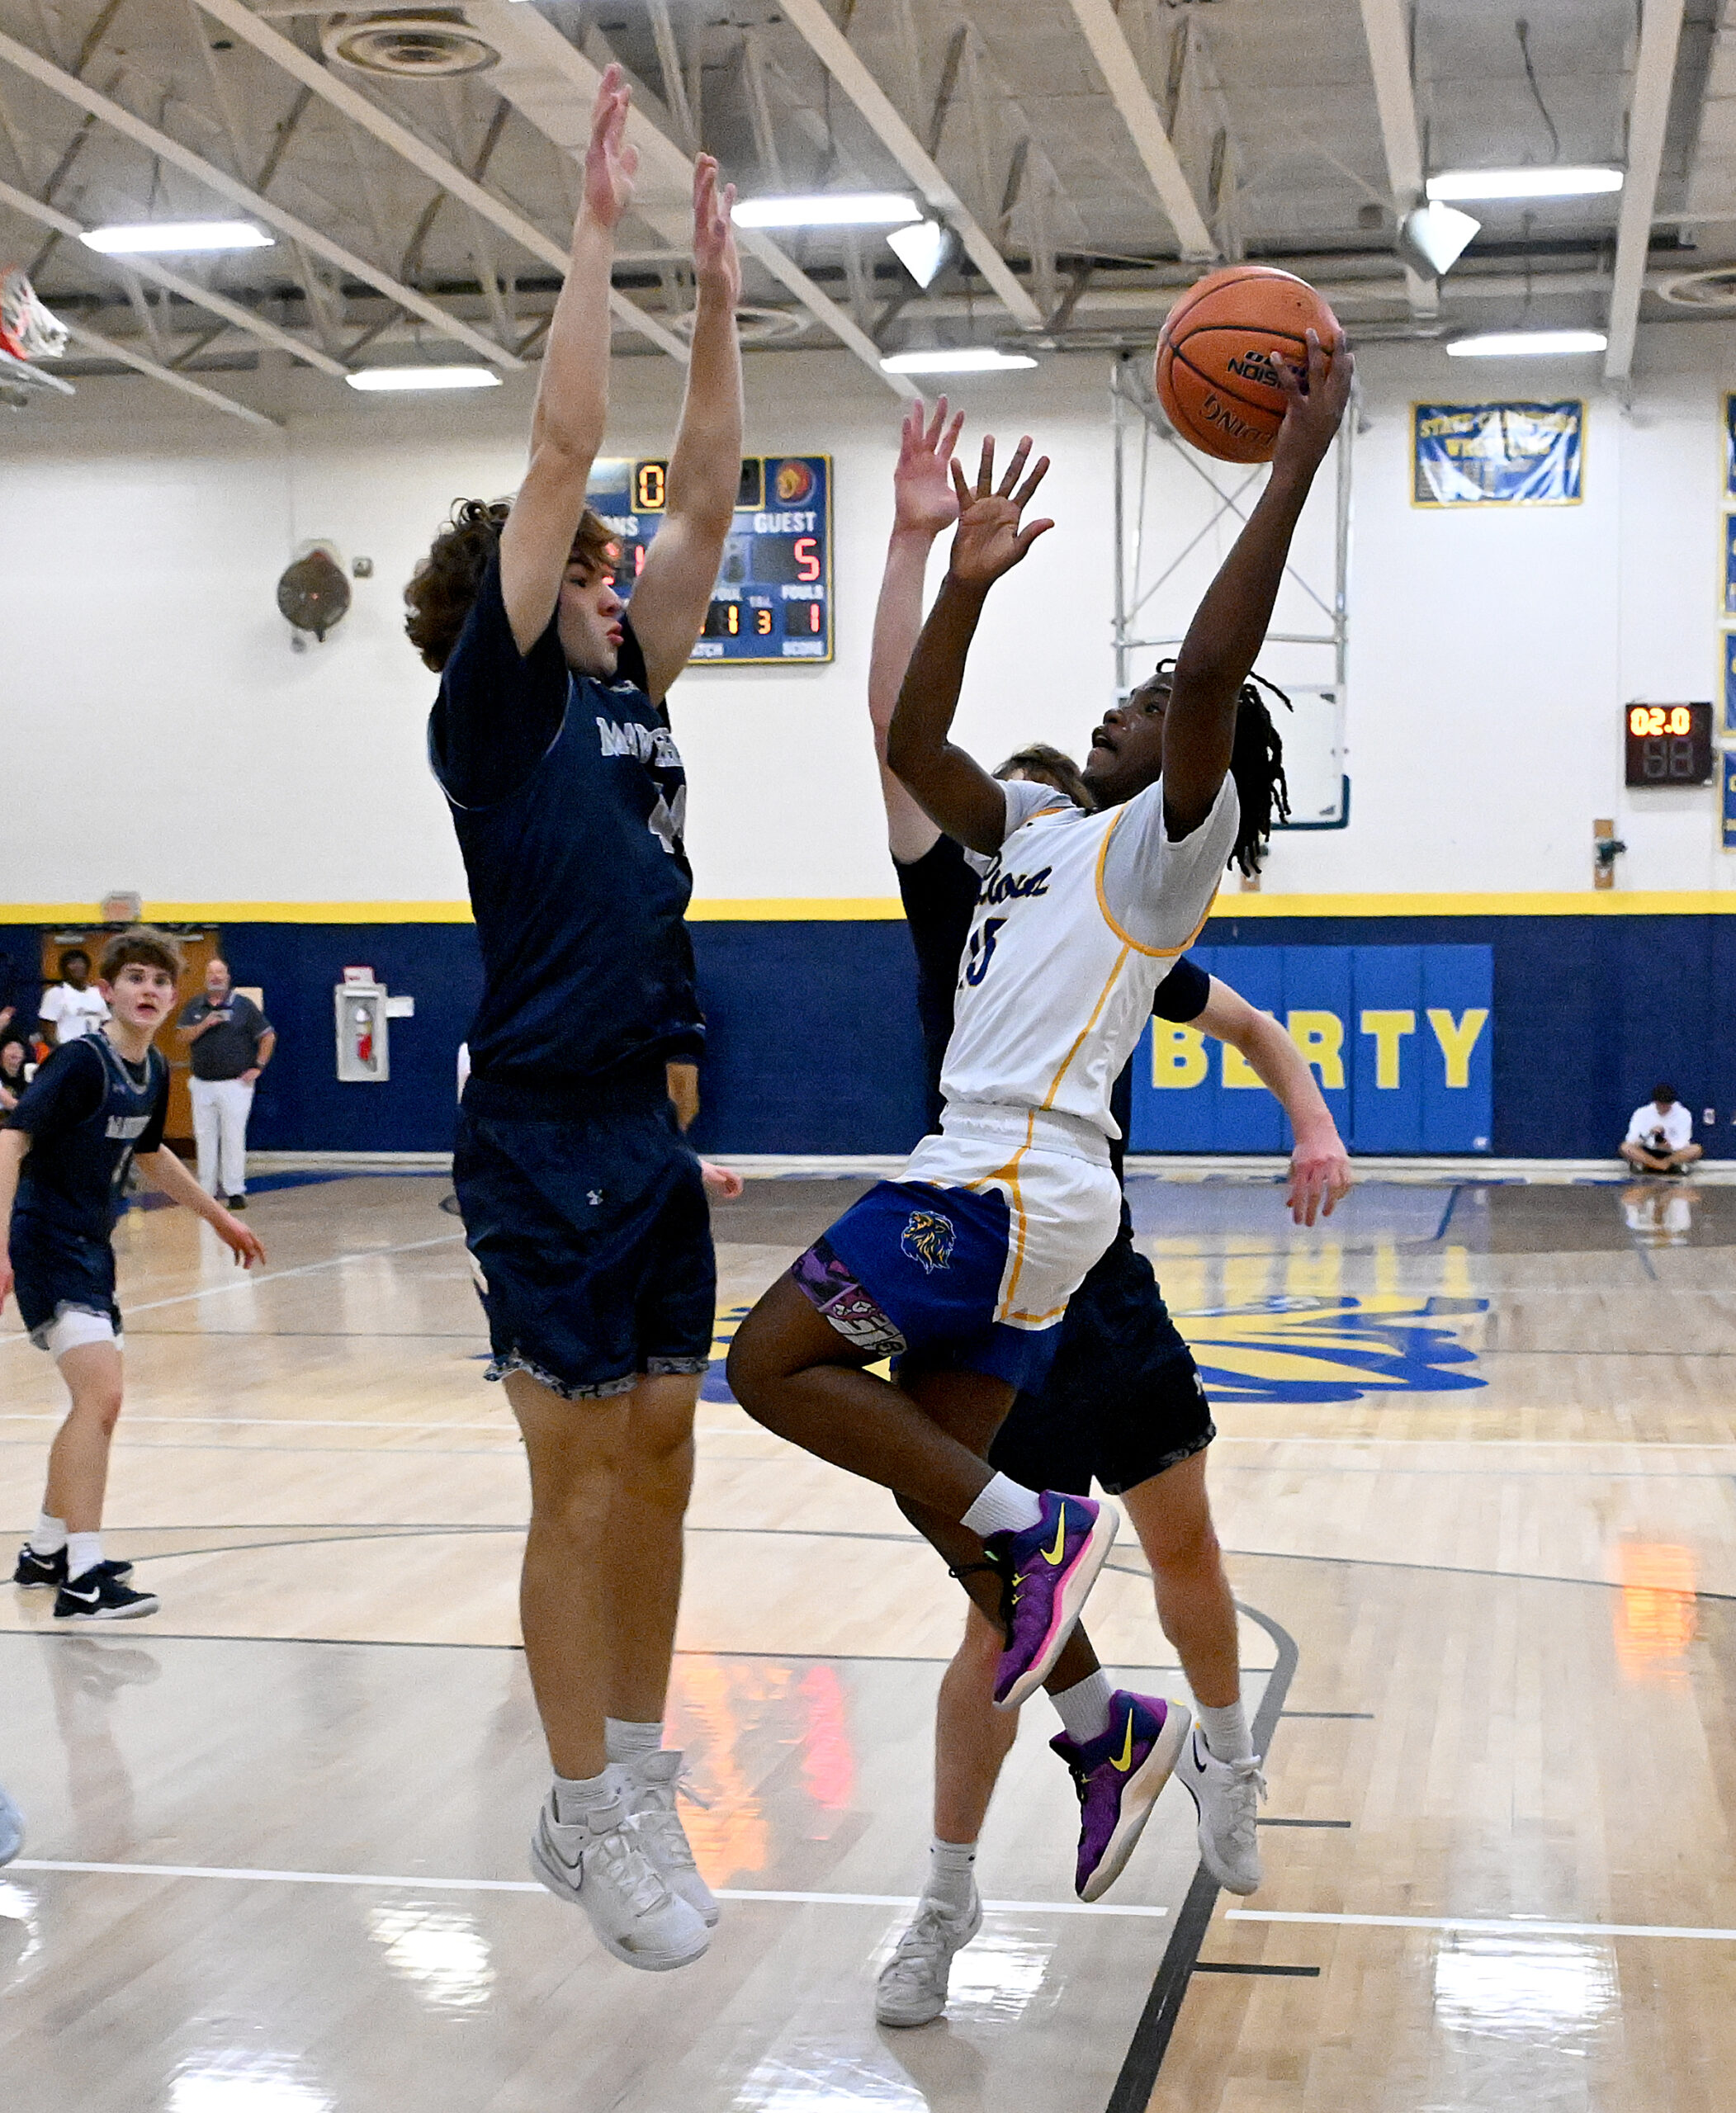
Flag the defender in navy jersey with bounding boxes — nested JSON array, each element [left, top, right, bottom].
[[403, 69, 742, 1975], [2, 929, 263, 1622]]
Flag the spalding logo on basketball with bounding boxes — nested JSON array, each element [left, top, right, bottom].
[[900, 1209, 956, 1274], [774, 458, 816, 505], [1155, 265, 1340, 465]]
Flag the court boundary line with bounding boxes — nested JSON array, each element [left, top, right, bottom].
[[1224, 1908, 1736, 1942], [4, 1858, 1168, 1918], [1105, 1599, 1299, 2113]]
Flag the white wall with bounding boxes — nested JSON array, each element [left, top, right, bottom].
[[4, 321, 1734, 908]]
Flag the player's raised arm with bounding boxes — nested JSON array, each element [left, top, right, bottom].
[[1194, 978, 1352, 1226], [498, 67, 636, 656], [1160, 329, 1352, 839], [869, 399, 964, 863], [627, 156, 745, 702], [886, 434, 1055, 857]]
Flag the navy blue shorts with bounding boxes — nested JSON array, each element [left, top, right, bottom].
[[792, 1178, 1060, 1394], [452, 1090, 716, 1402], [8, 1220, 121, 1345], [988, 1226, 1213, 1496]]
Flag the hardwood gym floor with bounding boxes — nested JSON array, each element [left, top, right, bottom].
[[2, 1170, 1733, 2111]]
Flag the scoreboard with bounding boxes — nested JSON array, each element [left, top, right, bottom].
[[586, 454, 832, 665], [1624, 701, 1714, 787]]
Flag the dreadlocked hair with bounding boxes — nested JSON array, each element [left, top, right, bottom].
[[1146, 659, 1291, 877]]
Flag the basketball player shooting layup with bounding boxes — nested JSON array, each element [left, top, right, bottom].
[[728, 327, 1352, 1771], [404, 68, 741, 1974], [862, 401, 1352, 2026]]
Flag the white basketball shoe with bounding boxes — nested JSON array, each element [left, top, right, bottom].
[[874, 1884, 983, 2027], [620, 1748, 719, 1926], [530, 1789, 710, 1971], [1175, 1726, 1266, 1895]]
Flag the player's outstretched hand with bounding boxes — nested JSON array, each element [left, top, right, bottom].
[[1271, 327, 1352, 475], [1286, 1129, 1352, 1227], [583, 63, 638, 230], [947, 434, 1054, 588], [693, 154, 740, 306], [214, 1208, 267, 1268], [895, 397, 965, 538], [701, 1160, 745, 1202]]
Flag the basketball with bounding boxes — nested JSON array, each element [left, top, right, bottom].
[[1155, 264, 1341, 463]]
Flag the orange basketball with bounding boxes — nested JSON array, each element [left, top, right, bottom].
[[1155, 266, 1341, 464]]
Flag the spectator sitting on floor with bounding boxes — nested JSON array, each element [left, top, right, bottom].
[[1619, 1084, 1703, 1175], [38, 949, 109, 1047]]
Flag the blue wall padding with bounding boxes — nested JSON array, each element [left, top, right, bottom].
[[2, 911, 1729, 1160]]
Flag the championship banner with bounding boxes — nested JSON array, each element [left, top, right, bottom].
[[1412, 401, 1583, 508]]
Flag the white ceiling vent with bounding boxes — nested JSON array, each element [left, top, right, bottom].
[[321, 13, 500, 79]]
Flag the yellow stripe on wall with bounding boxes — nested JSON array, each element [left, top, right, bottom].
[[6, 890, 1736, 924]]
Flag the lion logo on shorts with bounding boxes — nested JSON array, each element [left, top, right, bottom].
[[900, 1209, 956, 1274]]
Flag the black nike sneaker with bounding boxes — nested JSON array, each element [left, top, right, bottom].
[[13, 1543, 134, 1588], [53, 1572, 158, 1620]]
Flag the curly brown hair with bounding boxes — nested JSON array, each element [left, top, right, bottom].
[[100, 927, 184, 984], [403, 499, 618, 672]]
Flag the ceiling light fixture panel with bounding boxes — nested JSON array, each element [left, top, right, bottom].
[[1426, 168, 1623, 203], [1445, 329, 1608, 358], [83, 220, 273, 253], [345, 366, 503, 390], [734, 193, 921, 229], [880, 347, 1038, 374]]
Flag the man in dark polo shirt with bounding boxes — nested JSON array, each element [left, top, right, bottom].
[[177, 959, 274, 1210]]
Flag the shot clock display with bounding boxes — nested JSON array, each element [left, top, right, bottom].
[[1624, 701, 1714, 787], [585, 454, 832, 664]]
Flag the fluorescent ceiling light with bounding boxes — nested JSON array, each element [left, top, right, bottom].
[[1446, 329, 1607, 358], [345, 366, 502, 391], [880, 347, 1038, 374], [1426, 167, 1623, 203], [1399, 201, 1481, 278], [886, 218, 958, 288], [734, 192, 920, 229], [82, 220, 273, 253]]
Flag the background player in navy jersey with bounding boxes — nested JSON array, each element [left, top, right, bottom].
[[866, 404, 1350, 2024], [3, 929, 264, 1622], [403, 67, 741, 1974]]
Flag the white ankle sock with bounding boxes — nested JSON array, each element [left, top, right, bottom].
[[551, 1769, 618, 1825], [925, 1837, 977, 1914], [960, 1473, 1043, 1540], [1196, 1699, 1253, 1762], [605, 1718, 663, 1765], [1052, 1671, 1114, 1744], [30, 1512, 68, 1556], [65, 1532, 103, 1582]]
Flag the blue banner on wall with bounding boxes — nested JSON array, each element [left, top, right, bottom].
[[1128, 945, 1493, 1155], [1412, 402, 1582, 508], [1724, 631, 1736, 735], [1723, 753, 1736, 852], [1725, 395, 1736, 499]]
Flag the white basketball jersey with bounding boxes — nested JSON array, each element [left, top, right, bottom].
[[939, 775, 1238, 1139]]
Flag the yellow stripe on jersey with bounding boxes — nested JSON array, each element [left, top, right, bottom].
[[1093, 811, 1226, 959]]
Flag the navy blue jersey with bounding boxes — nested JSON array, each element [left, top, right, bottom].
[[430, 557, 703, 1095], [894, 832, 1209, 1174], [7, 1034, 168, 1244]]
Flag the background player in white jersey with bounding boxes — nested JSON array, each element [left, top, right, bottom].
[[730, 332, 1353, 1758], [863, 403, 1351, 2023]]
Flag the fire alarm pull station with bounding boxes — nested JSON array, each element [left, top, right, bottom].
[[335, 981, 390, 1082]]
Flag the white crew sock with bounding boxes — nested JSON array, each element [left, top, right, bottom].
[[30, 1512, 68, 1556], [65, 1531, 104, 1582], [605, 1718, 664, 1765], [1052, 1671, 1114, 1745], [1196, 1699, 1253, 1763], [960, 1473, 1043, 1540], [924, 1837, 977, 1915], [552, 1768, 619, 1827]]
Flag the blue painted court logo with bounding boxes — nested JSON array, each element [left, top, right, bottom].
[[1175, 1294, 1488, 1406], [900, 1209, 957, 1275]]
